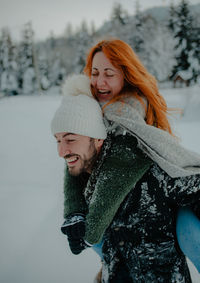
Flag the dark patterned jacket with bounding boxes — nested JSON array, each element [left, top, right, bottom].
[[101, 163, 200, 282]]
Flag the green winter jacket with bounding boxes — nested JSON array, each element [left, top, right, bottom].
[[63, 134, 152, 244]]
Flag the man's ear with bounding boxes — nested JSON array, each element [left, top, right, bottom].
[[95, 139, 104, 151]]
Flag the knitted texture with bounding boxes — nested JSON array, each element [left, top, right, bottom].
[[51, 74, 107, 139], [104, 96, 200, 177]]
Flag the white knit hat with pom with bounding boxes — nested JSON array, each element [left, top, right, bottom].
[[51, 74, 107, 139]]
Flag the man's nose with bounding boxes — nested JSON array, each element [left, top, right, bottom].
[[58, 142, 71, 158]]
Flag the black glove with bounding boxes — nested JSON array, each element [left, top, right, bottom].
[[61, 213, 92, 255], [67, 237, 91, 255], [61, 213, 86, 239]]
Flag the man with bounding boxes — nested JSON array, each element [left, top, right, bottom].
[[50, 76, 148, 282]]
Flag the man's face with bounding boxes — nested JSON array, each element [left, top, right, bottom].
[[55, 132, 103, 176]]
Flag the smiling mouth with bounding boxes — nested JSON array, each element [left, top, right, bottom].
[[98, 90, 111, 95], [97, 90, 112, 100], [66, 156, 79, 166]]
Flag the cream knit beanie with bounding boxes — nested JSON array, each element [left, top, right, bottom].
[[51, 74, 107, 139]]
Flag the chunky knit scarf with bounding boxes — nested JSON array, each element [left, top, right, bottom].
[[103, 96, 200, 178]]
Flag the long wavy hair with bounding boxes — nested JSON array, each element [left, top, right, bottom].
[[84, 38, 173, 135]]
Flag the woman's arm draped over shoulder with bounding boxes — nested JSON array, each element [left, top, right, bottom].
[[164, 172, 200, 207], [84, 135, 153, 244], [63, 167, 88, 218]]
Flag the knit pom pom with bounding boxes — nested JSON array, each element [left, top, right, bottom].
[[62, 74, 93, 97]]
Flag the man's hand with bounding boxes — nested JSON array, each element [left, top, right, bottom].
[[61, 213, 86, 239], [67, 237, 91, 255], [61, 213, 91, 255]]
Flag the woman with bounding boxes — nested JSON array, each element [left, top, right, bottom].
[[86, 38, 200, 272], [61, 39, 200, 282]]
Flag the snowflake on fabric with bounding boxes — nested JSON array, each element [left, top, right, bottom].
[[140, 182, 157, 215]]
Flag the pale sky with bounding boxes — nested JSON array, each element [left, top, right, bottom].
[[0, 0, 200, 41]]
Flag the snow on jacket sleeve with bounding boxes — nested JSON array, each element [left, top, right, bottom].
[[152, 165, 200, 207], [163, 171, 200, 206], [63, 167, 88, 218], [84, 135, 153, 245]]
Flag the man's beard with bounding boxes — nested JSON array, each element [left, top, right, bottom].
[[68, 139, 98, 176]]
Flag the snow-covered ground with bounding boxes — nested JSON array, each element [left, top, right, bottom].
[[0, 85, 200, 283]]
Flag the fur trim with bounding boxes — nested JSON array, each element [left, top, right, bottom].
[[62, 74, 93, 98]]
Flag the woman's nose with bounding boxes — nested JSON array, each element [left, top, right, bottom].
[[97, 75, 106, 87]]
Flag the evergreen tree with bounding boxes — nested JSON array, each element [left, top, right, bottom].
[[18, 22, 38, 94], [37, 51, 50, 90], [64, 23, 73, 38], [190, 19, 200, 82], [73, 20, 92, 73], [48, 31, 56, 49], [168, 1, 176, 32], [140, 15, 176, 82], [111, 3, 127, 25], [0, 28, 18, 95], [90, 21, 96, 37], [128, 0, 144, 53], [0, 28, 11, 73], [171, 0, 194, 81], [105, 2, 129, 41], [43, 33, 66, 87], [49, 53, 66, 86]]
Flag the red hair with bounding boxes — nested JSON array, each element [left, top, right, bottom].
[[84, 38, 173, 135]]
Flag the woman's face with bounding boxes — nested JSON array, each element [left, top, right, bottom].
[[91, 51, 124, 102]]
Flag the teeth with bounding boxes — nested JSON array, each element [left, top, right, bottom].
[[99, 90, 109, 94], [66, 157, 78, 163]]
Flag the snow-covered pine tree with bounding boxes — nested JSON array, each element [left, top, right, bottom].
[[90, 21, 96, 37], [18, 22, 39, 94], [190, 20, 200, 83], [99, 2, 129, 43], [73, 20, 92, 74], [50, 54, 66, 86], [111, 2, 127, 26], [128, 0, 144, 54], [59, 35, 76, 77], [48, 32, 67, 85], [171, 0, 194, 83], [140, 15, 176, 82], [168, 1, 176, 33], [0, 28, 10, 76], [0, 28, 18, 95], [37, 49, 50, 90], [64, 23, 73, 39]]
